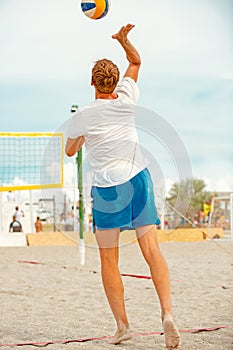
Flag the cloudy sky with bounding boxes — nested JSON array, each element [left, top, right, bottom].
[[0, 0, 232, 192]]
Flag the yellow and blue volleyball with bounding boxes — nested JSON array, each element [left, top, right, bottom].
[[81, 0, 110, 20]]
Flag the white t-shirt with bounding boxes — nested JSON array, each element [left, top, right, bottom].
[[14, 210, 24, 222], [67, 77, 147, 187]]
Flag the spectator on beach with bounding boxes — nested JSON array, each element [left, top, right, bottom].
[[13, 206, 25, 222], [34, 216, 43, 233], [198, 210, 204, 225], [164, 219, 169, 230], [7, 191, 15, 202], [9, 216, 23, 232], [180, 216, 185, 227], [203, 201, 211, 223]]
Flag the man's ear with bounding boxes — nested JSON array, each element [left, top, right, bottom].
[[91, 80, 94, 86]]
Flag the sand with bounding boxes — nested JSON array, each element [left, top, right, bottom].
[[0, 240, 232, 350]]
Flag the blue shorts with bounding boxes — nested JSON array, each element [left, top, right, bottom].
[[91, 168, 161, 231]]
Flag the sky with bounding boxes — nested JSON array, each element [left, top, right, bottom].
[[0, 0, 232, 192]]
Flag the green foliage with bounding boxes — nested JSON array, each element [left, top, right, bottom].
[[166, 178, 213, 218]]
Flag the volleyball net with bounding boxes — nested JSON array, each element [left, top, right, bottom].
[[0, 132, 64, 191]]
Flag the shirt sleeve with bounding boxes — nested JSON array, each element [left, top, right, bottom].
[[115, 77, 140, 104], [66, 111, 86, 139]]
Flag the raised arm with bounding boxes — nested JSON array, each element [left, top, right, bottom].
[[112, 24, 141, 82]]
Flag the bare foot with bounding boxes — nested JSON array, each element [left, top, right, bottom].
[[162, 314, 181, 349], [108, 326, 132, 345]]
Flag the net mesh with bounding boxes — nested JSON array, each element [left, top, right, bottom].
[[0, 133, 64, 191]]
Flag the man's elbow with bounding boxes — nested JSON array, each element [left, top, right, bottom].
[[135, 58, 141, 66], [65, 147, 75, 157], [65, 136, 85, 157], [130, 53, 141, 66]]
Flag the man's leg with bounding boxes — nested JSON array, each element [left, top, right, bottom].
[[95, 228, 132, 345], [136, 225, 181, 349]]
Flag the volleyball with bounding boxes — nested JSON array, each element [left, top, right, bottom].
[[81, 0, 110, 20]]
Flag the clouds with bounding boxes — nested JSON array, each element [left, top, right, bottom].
[[0, 1, 79, 82], [139, 0, 232, 80], [0, 0, 232, 82], [204, 173, 233, 192], [0, 0, 232, 188]]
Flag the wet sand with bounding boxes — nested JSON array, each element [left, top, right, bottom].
[[0, 240, 232, 349]]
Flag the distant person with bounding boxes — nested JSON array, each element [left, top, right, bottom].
[[198, 210, 204, 225], [203, 201, 211, 223], [9, 216, 23, 232], [13, 206, 25, 222], [180, 217, 185, 227], [164, 219, 169, 230], [34, 217, 43, 233], [7, 191, 15, 202]]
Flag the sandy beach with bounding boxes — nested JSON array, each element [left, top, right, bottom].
[[0, 240, 232, 350]]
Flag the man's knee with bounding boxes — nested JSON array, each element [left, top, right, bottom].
[[136, 224, 155, 239], [136, 225, 159, 245], [99, 248, 118, 266], [136, 225, 161, 261]]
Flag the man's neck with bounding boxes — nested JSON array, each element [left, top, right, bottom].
[[95, 91, 118, 100]]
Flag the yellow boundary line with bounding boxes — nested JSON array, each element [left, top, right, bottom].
[[0, 132, 64, 137], [0, 184, 63, 192]]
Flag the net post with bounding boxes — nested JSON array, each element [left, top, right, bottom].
[[77, 150, 84, 240], [77, 149, 85, 265], [71, 104, 85, 265], [71, 104, 84, 238], [0, 190, 3, 232], [53, 195, 56, 232], [230, 193, 233, 241], [72, 157, 77, 231]]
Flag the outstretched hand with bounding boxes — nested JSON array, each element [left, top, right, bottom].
[[112, 23, 140, 82], [112, 24, 135, 43]]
